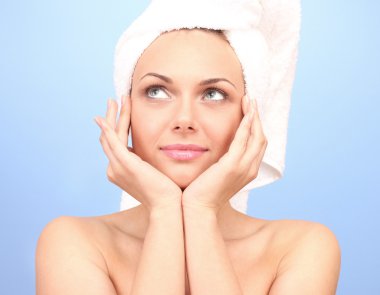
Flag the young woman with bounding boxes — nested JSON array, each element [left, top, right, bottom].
[[36, 28, 341, 295]]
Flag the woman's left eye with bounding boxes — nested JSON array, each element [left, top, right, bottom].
[[203, 89, 227, 102]]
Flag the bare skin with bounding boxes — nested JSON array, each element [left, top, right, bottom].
[[36, 29, 341, 295], [36, 207, 340, 294]]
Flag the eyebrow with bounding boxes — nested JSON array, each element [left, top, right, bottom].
[[140, 72, 237, 89]]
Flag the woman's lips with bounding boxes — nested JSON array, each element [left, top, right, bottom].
[[160, 144, 208, 161]]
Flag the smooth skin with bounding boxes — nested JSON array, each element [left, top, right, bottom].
[[36, 29, 341, 295]]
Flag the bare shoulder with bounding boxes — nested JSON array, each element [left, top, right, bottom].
[[36, 216, 117, 295], [36, 215, 111, 260], [264, 219, 341, 295], [267, 219, 341, 248]]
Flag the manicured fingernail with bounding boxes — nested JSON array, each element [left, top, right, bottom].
[[121, 95, 126, 106]]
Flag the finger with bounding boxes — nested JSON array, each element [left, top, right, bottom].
[[95, 116, 134, 167], [227, 99, 254, 159], [242, 99, 267, 163], [95, 116, 126, 178], [241, 94, 250, 116], [115, 95, 131, 147], [247, 140, 267, 178], [106, 98, 118, 130], [250, 98, 264, 136], [100, 131, 121, 171], [95, 116, 121, 163], [246, 98, 265, 147]]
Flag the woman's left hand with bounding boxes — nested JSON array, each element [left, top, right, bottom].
[[182, 96, 268, 214]]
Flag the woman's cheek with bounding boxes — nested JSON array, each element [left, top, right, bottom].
[[203, 110, 240, 146]]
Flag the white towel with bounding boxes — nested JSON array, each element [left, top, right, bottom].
[[115, 0, 301, 214]]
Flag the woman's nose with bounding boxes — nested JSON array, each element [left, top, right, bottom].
[[172, 99, 197, 133]]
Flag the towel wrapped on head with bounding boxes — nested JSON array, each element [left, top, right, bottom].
[[115, 0, 301, 214]]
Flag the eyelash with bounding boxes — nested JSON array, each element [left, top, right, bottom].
[[144, 84, 167, 99], [144, 84, 229, 101], [204, 88, 229, 102]]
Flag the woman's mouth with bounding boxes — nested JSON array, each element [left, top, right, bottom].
[[160, 144, 208, 161]]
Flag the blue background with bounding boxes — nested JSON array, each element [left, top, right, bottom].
[[1, 0, 379, 293]]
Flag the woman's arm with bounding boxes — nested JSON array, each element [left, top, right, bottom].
[[130, 203, 185, 295], [183, 206, 243, 295]]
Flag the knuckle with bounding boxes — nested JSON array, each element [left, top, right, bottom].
[[106, 166, 115, 181], [101, 121, 109, 130], [249, 168, 259, 179], [260, 136, 267, 146], [108, 141, 119, 153]]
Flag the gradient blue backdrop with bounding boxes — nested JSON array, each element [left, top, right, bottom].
[[1, 0, 379, 293]]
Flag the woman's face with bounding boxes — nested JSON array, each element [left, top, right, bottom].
[[130, 29, 245, 189]]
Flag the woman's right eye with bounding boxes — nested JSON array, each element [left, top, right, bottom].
[[145, 86, 170, 100]]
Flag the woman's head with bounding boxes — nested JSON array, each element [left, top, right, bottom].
[[129, 28, 246, 189]]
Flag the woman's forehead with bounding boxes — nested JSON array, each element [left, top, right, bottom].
[[132, 29, 244, 87]]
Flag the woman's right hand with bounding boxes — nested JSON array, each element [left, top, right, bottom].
[[94, 95, 182, 213]]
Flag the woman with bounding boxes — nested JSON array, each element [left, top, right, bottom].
[[36, 2, 341, 295]]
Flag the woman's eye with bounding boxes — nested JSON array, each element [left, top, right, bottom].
[[204, 89, 227, 102], [146, 86, 170, 100]]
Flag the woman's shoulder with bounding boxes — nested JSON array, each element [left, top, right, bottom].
[[265, 219, 339, 242], [38, 215, 108, 239], [36, 212, 138, 262], [36, 213, 128, 256], [36, 215, 111, 269], [253, 218, 341, 293], [37, 215, 110, 246], [252, 218, 341, 256], [35, 215, 118, 293]]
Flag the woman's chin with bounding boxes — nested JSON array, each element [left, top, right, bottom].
[[173, 177, 195, 191], [164, 171, 200, 190], [155, 162, 211, 190]]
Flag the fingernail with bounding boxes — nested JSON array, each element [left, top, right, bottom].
[[121, 95, 126, 106], [107, 99, 112, 109]]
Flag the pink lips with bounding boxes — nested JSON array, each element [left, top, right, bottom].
[[160, 144, 208, 161]]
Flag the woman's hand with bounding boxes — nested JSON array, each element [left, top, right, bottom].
[[182, 95, 268, 214], [94, 96, 182, 212]]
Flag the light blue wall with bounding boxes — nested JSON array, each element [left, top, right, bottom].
[[0, 0, 378, 293]]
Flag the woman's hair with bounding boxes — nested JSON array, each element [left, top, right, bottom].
[[182, 28, 228, 41]]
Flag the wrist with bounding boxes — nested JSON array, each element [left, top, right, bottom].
[[182, 201, 219, 221], [149, 201, 182, 220]]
